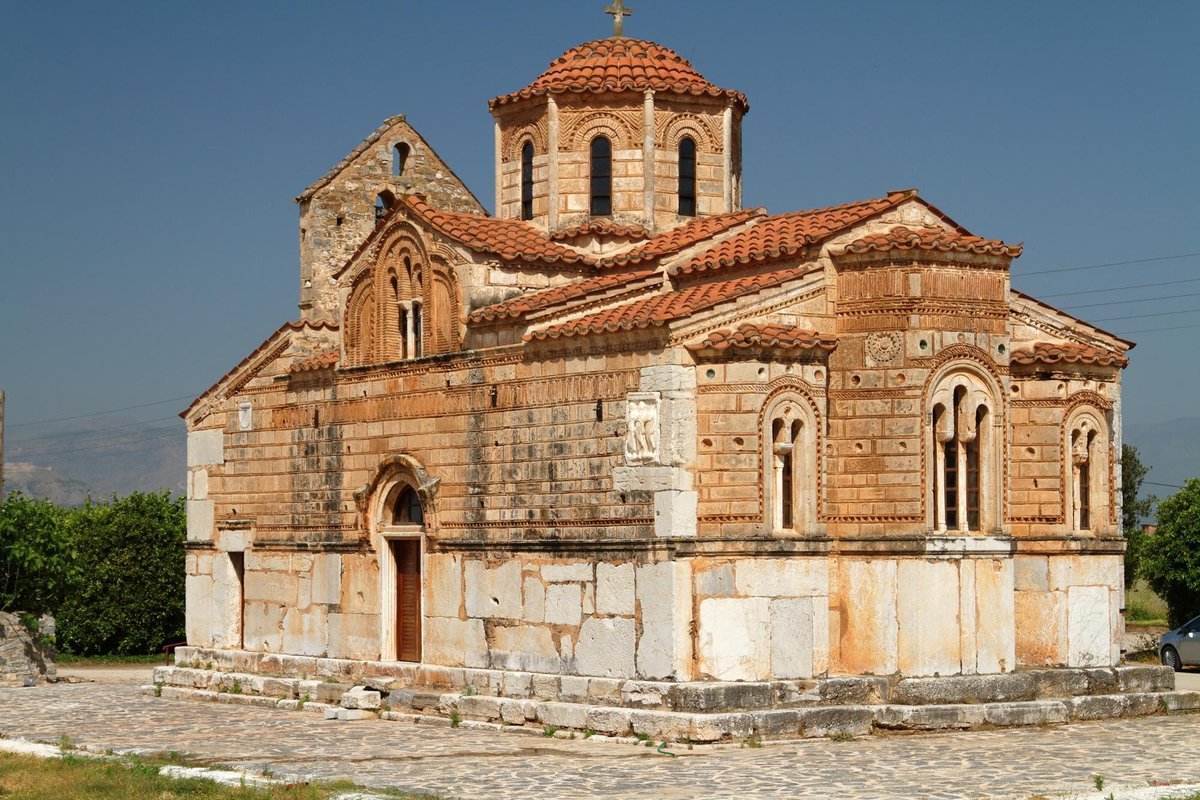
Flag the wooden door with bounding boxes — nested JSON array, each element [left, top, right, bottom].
[[392, 539, 422, 662]]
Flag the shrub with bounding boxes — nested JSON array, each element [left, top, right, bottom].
[[1140, 479, 1200, 627], [54, 491, 185, 655], [0, 493, 75, 615]]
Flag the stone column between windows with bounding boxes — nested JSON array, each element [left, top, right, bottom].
[[935, 414, 952, 532], [547, 96, 559, 229], [643, 90, 655, 231], [400, 300, 414, 360], [722, 102, 733, 213]]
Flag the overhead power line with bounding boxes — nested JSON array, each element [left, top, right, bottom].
[[1112, 322, 1200, 334], [7, 414, 182, 447], [1061, 290, 1200, 311], [11, 423, 183, 456], [1089, 307, 1200, 323], [7, 393, 200, 429], [1016, 250, 1200, 278], [1041, 277, 1200, 299]]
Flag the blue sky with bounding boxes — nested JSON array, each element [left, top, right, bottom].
[[1, 0, 1198, 440]]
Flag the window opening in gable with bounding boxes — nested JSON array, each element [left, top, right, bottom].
[[393, 143, 410, 177], [520, 140, 534, 221], [590, 136, 612, 217], [678, 136, 697, 217]]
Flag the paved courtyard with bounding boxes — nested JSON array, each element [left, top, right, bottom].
[[5, 676, 1200, 799]]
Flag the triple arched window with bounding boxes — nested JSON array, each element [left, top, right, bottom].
[[590, 136, 612, 216], [930, 369, 999, 533], [344, 247, 458, 366], [678, 137, 697, 217]]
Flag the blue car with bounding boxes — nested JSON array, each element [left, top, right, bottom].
[[1160, 614, 1200, 671]]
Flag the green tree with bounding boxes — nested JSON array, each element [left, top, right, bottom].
[[0, 493, 75, 615], [1139, 478, 1200, 627], [55, 491, 186, 655], [1120, 444, 1156, 589]]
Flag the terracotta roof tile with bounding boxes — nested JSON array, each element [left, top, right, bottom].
[[526, 265, 804, 341], [288, 349, 340, 373], [550, 219, 649, 241], [404, 197, 587, 266], [468, 267, 660, 323], [491, 38, 747, 111], [675, 192, 912, 275], [1010, 342, 1128, 368], [686, 323, 837, 352], [839, 226, 1023, 258], [598, 209, 764, 268]]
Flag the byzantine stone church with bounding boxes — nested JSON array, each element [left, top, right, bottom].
[[182, 18, 1132, 686]]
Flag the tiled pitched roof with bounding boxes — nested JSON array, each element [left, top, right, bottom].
[[404, 197, 587, 266], [550, 219, 649, 241], [686, 323, 837, 352], [491, 38, 748, 110], [468, 267, 660, 323], [675, 192, 913, 275], [1010, 342, 1128, 368], [288, 349, 340, 373], [839, 226, 1023, 258], [526, 266, 804, 341], [598, 209, 764, 268]]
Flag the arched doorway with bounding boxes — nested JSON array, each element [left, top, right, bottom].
[[378, 481, 424, 662]]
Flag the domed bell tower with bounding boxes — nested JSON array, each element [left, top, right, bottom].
[[489, 2, 748, 235]]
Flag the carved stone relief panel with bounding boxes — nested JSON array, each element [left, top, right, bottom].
[[624, 392, 660, 465]]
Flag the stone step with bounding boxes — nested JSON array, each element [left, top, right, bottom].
[[155, 659, 1176, 712], [144, 681, 1200, 744]]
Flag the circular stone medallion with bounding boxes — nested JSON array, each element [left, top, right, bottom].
[[866, 331, 901, 364]]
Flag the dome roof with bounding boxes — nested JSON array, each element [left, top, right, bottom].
[[490, 38, 748, 111]]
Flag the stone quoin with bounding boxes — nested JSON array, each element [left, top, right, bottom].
[[168, 13, 1145, 738]]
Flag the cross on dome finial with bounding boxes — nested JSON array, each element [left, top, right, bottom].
[[604, 0, 633, 37]]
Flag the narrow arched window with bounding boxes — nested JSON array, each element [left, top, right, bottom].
[[678, 137, 697, 216], [772, 417, 803, 529], [590, 136, 612, 216], [931, 375, 993, 533], [520, 141, 534, 221], [393, 143, 409, 177]]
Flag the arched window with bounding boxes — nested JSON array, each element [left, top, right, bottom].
[[375, 191, 395, 222], [1067, 411, 1109, 532], [520, 141, 534, 221], [930, 370, 998, 533], [393, 143, 410, 177], [590, 136, 612, 216], [678, 137, 697, 216], [763, 395, 817, 533]]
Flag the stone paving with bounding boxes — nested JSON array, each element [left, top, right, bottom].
[[3, 682, 1200, 799]]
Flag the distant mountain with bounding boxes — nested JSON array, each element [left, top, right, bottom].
[[3, 462, 94, 506], [1124, 417, 1200, 500], [3, 415, 185, 503]]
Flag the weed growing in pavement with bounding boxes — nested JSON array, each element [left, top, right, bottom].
[[460, 685, 476, 696], [154, 683, 163, 697], [542, 726, 560, 737], [827, 731, 854, 742], [742, 733, 762, 748], [583, 728, 596, 739], [57, 733, 75, 752], [230, 680, 242, 695], [1094, 775, 1105, 791], [449, 711, 461, 728]]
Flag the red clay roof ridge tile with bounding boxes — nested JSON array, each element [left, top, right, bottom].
[[837, 226, 1023, 258], [491, 38, 748, 111], [686, 323, 838, 352], [1010, 341, 1128, 368]]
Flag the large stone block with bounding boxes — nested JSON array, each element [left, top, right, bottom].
[[185, 574, 215, 647], [1049, 555, 1120, 592], [734, 559, 826, 598], [1067, 585, 1112, 667], [544, 583, 582, 626], [491, 625, 561, 673], [1015, 590, 1068, 666], [973, 558, 1015, 673], [874, 704, 985, 731], [653, 490, 697, 537], [426, 554, 462, 618], [186, 499, 214, 542], [575, 617, 636, 678], [769, 597, 814, 679], [187, 429, 225, 467], [897, 559, 960, 677], [282, 606, 328, 657], [596, 562, 635, 615], [982, 700, 1068, 727], [693, 563, 734, 597], [309, 554, 342, 606], [424, 617, 488, 669], [697, 597, 770, 681], [327, 612, 379, 660], [839, 560, 898, 675], [636, 561, 691, 680], [465, 560, 522, 620]]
